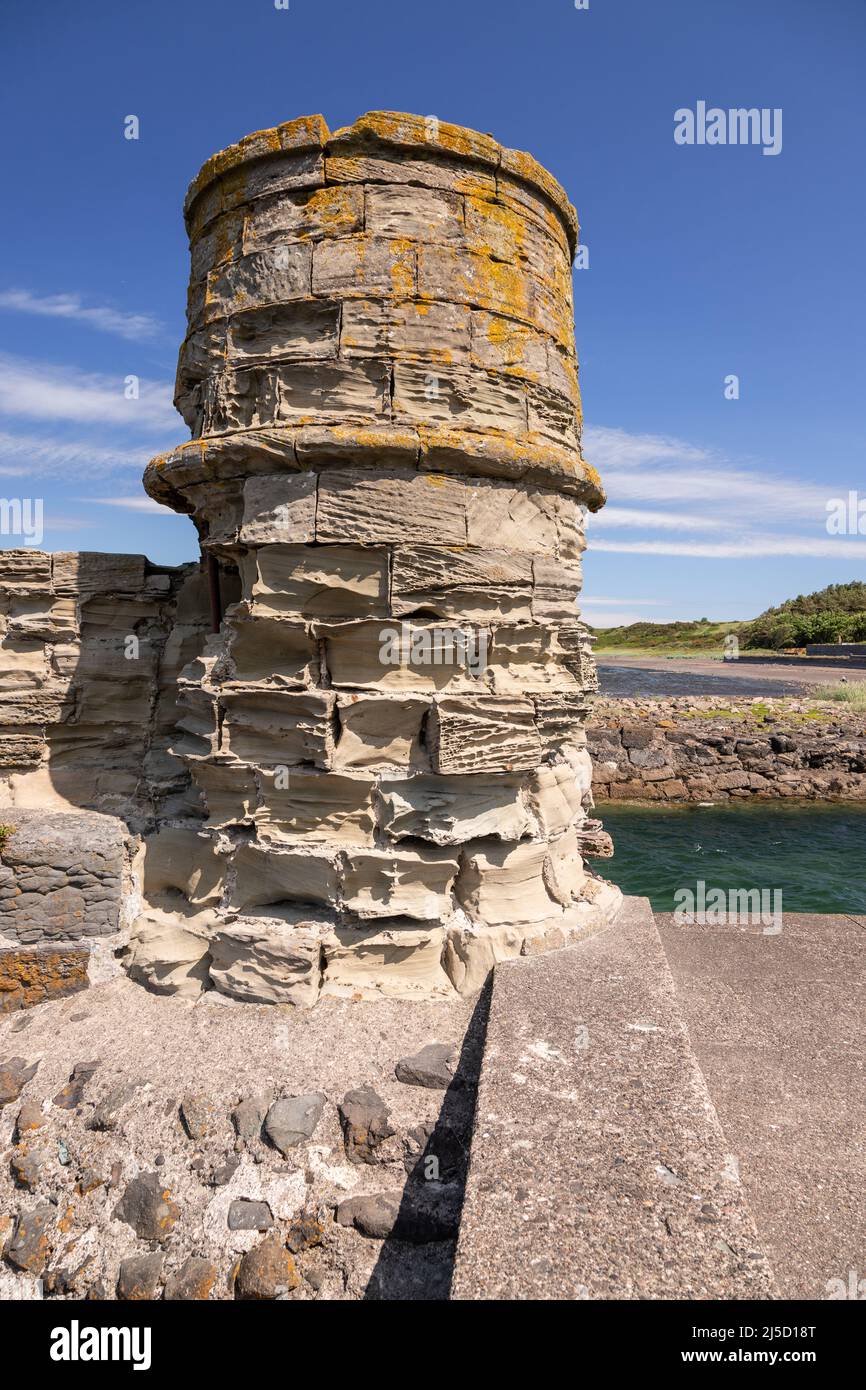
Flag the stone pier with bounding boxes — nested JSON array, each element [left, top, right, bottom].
[[141, 111, 619, 1004]]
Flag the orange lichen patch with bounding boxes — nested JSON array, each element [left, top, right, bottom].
[[582, 460, 603, 492], [277, 114, 331, 151], [241, 185, 366, 253], [464, 194, 528, 262], [472, 311, 546, 382], [76, 1171, 104, 1196], [176, 1262, 218, 1300], [0, 947, 89, 1014], [444, 247, 531, 321], [499, 146, 577, 247], [184, 115, 330, 217], [415, 245, 574, 349], [57, 1205, 76, 1236], [453, 171, 498, 201], [308, 185, 364, 234], [388, 238, 416, 297], [495, 179, 574, 260], [303, 423, 418, 452]]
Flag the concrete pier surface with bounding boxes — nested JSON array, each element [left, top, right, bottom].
[[657, 910, 866, 1301], [453, 900, 864, 1301]]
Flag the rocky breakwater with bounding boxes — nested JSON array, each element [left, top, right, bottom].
[[589, 696, 866, 802], [137, 110, 621, 1007]]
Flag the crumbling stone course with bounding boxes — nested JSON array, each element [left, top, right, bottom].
[[0, 549, 213, 823], [0, 113, 619, 1013]]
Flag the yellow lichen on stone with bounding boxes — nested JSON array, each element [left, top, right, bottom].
[[185, 115, 329, 217], [388, 238, 416, 298]]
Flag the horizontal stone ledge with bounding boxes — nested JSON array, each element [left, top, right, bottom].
[[144, 425, 604, 512]]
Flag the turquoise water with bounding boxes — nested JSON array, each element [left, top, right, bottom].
[[597, 801, 866, 914]]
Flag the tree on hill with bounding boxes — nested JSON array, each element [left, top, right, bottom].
[[743, 582, 866, 649]]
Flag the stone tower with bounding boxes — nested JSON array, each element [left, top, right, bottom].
[[143, 111, 619, 1005]]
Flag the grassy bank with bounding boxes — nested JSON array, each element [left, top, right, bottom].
[[813, 682, 866, 710], [591, 619, 759, 658]]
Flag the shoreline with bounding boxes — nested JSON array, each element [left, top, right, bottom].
[[596, 653, 866, 687]]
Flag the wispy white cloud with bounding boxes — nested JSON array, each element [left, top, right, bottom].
[[0, 429, 156, 477], [40, 514, 95, 532], [583, 423, 859, 573], [86, 496, 173, 514], [592, 536, 866, 559], [584, 425, 714, 471], [579, 595, 664, 607], [589, 506, 731, 532], [0, 289, 162, 342], [602, 464, 832, 523], [0, 354, 177, 431]]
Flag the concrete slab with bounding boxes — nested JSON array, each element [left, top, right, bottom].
[[451, 897, 775, 1300], [657, 912, 866, 1300]]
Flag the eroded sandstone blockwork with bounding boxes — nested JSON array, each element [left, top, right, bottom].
[[0, 549, 212, 822], [141, 111, 620, 1003]]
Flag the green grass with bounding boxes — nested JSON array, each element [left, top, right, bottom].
[[812, 682, 866, 710], [591, 618, 765, 657], [590, 581, 866, 655]]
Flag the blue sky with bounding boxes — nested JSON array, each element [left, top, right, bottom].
[[1, 0, 864, 625]]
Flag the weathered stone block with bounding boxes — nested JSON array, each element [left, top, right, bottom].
[[332, 693, 428, 770], [254, 769, 376, 845], [429, 696, 542, 774], [0, 811, 124, 943], [341, 846, 459, 921], [251, 543, 389, 620], [341, 297, 470, 362], [205, 244, 312, 320], [209, 912, 326, 1006], [379, 774, 533, 845]]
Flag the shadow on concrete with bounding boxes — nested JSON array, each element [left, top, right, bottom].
[[363, 976, 492, 1301]]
